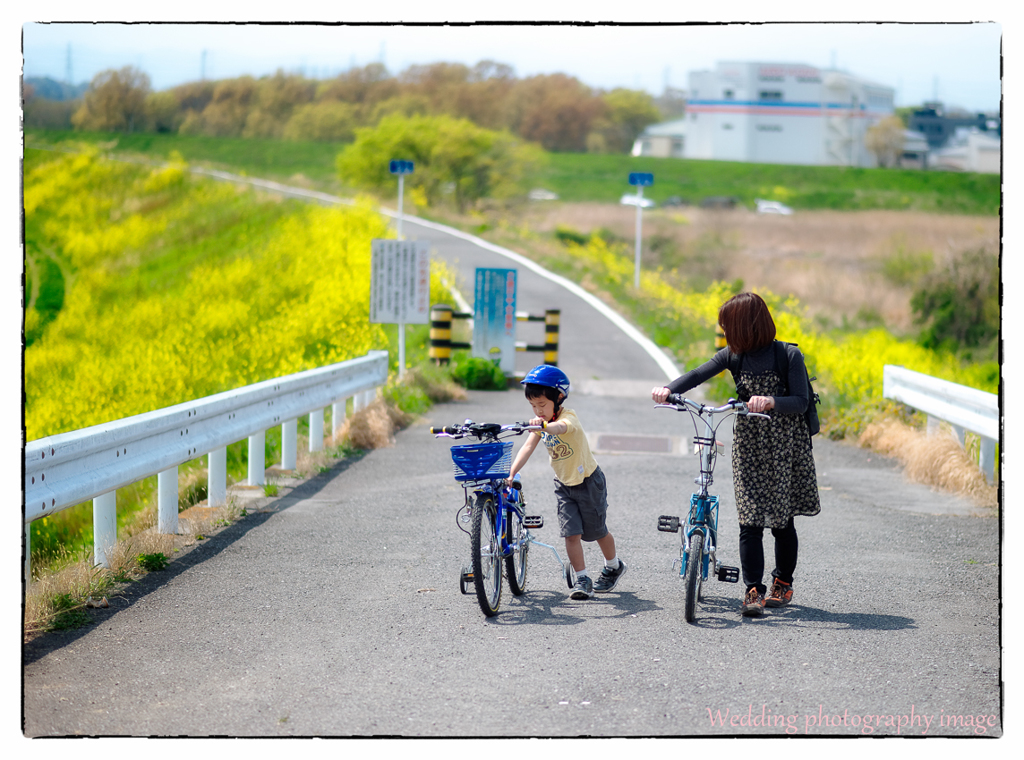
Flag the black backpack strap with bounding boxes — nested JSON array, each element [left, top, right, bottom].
[[772, 340, 792, 393]]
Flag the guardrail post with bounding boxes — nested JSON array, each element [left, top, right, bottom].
[[208, 447, 227, 507], [309, 409, 324, 453], [248, 431, 265, 486], [353, 389, 374, 413], [544, 309, 560, 366], [282, 418, 297, 469], [25, 524, 31, 584], [93, 491, 117, 568], [332, 400, 346, 438], [980, 438, 996, 482], [157, 467, 179, 534]]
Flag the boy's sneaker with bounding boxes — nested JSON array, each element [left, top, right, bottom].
[[741, 587, 765, 617], [765, 579, 793, 607], [594, 561, 628, 593], [570, 575, 594, 600]]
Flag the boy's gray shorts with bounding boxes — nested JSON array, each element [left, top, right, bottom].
[[554, 466, 609, 541]]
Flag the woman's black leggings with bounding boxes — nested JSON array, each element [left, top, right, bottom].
[[739, 518, 798, 594]]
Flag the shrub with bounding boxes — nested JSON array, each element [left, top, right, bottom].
[[450, 355, 507, 390]]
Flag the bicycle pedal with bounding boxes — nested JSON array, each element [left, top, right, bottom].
[[523, 515, 544, 529], [716, 565, 740, 583], [658, 515, 681, 533]]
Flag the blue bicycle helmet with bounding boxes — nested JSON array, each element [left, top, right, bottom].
[[521, 364, 570, 399]]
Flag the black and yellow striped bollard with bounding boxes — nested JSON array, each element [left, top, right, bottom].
[[429, 304, 472, 365], [516, 309, 561, 366]]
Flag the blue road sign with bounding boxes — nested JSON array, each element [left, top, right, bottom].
[[390, 160, 415, 174], [628, 172, 654, 186]]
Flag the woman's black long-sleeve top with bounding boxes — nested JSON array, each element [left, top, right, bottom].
[[664, 343, 810, 415]]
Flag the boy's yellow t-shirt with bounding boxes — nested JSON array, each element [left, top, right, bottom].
[[535, 407, 598, 487]]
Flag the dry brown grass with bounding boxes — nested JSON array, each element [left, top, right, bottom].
[[23, 498, 246, 638], [505, 203, 999, 333], [335, 399, 399, 450], [858, 417, 998, 509]]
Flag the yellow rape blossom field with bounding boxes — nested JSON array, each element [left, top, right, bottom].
[[24, 147, 457, 568], [563, 235, 997, 407], [25, 148, 453, 441]]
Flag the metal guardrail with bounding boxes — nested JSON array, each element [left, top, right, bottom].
[[24, 351, 388, 581], [882, 364, 999, 481]]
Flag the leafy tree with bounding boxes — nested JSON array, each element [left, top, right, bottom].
[[591, 88, 663, 153], [243, 71, 317, 138], [145, 91, 180, 133], [283, 101, 359, 142], [192, 76, 259, 137], [317, 63, 398, 112], [911, 248, 998, 357], [336, 114, 542, 211], [508, 74, 606, 152], [71, 66, 151, 132], [865, 115, 906, 168]]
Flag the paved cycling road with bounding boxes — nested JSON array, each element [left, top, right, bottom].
[[22, 185, 1001, 739]]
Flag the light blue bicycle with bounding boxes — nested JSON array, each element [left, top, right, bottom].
[[655, 395, 769, 622]]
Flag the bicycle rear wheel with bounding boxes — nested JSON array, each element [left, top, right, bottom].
[[471, 494, 503, 617], [505, 507, 529, 596], [684, 532, 704, 623]]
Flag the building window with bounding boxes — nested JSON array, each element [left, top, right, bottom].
[[722, 123, 734, 130], [723, 89, 734, 100], [759, 91, 783, 102], [759, 76, 784, 82], [756, 125, 783, 132]]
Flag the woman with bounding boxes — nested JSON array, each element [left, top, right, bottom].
[[652, 292, 820, 616]]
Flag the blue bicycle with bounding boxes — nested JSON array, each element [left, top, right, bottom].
[[655, 395, 769, 622], [431, 420, 575, 617]]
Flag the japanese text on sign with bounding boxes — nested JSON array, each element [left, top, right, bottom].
[[369, 239, 430, 324]]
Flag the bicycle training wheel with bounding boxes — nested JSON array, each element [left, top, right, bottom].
[[684, 532, 704, 623], [471, 494, 503, 617], [505, 507, 529, 596]]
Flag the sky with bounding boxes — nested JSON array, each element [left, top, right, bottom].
[[20, 14, 1004, 113]]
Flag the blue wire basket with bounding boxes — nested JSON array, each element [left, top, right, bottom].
[[450, 441, 514, 481]]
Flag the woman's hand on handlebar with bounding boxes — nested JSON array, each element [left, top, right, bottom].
[[651, 386, 671, 403], [746, 395, 775, 413]]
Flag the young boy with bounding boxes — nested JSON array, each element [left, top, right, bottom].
[[507, 364, 626, 599]]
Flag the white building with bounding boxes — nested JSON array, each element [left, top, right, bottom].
[[684, 61, 895, 167], [929, 128, 1001, 174], [631, 118, 687, 158]]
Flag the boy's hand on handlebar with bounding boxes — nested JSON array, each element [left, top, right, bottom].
[[651, 387, 671, 403]]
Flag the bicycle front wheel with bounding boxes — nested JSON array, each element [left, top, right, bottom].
[[505, 507, 529, 596], [684, 532, 704, 623], [471, 494, 503, 617]]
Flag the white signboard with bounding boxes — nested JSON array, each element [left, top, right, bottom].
[[369, 239, 430, 325]]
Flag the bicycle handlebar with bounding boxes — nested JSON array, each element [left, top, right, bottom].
[[657, 394, 770, 420], [430, 420, 544, 440]]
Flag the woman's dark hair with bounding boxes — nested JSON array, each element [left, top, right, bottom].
[[718, 292, 776, 355]]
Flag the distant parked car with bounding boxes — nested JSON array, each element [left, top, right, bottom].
[[528, 188, 559, 201], [662, 196, 690, 207], [699, 196, 738, 209], [620, 193, 656, 209], [754, 198, 794, 215]]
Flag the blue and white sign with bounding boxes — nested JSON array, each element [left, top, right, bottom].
[[369, 239, 430, 325], [628, 172, 654, 186], [389, 160, 415, 174], [473, 268, 517, 375]]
